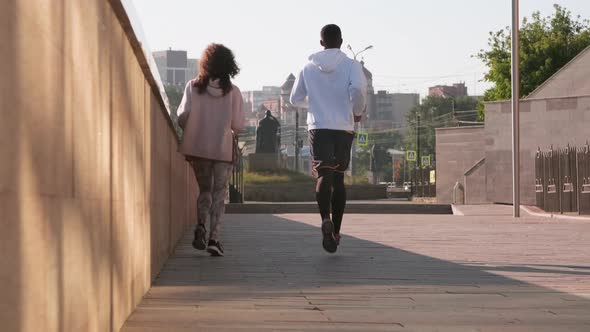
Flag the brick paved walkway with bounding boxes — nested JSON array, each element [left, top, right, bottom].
[[122, 208, 590, 331]]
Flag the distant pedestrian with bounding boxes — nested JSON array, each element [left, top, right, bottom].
[[177, 43, 245, 256], [290, 24, 367, 253]]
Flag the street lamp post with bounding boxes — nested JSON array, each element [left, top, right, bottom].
[[511, 0, 521, 217], [417, 113, 421, 170], [347, 44, 373, 61], [283, 102, 301, 173], [346, 44, 373, 182], [401, 148, 406, 184], [295, 109, 299, 172]]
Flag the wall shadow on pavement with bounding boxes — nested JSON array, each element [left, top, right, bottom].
[[151, 214, 590, 310], [120, 213, 590, 329]]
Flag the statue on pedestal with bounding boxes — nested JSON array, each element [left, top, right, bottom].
[[255, 110, 281, 154]]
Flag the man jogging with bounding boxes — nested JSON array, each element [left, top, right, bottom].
[[290, 24, 367, 253]]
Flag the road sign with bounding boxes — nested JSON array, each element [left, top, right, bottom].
[[357, 132, 368, 146], [406, 150, 416, 161], [430, 170, 436, 184], [422, 156, 431, 167]]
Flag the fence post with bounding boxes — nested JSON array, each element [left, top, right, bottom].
[[535, 147, 544, 209], [579, 142, 590, 215]]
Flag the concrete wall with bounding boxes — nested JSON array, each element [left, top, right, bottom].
[[435, 126, 486, 204], [464, 160, 487, 205], [527, 46, 590, 99], [0, 1, 198, 331], [245, 184, 387, 202], [484, 96, 590, 204]]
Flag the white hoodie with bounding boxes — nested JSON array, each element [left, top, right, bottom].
[[290, 49, 367, 131]]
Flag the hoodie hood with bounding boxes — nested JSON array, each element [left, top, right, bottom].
[[309, 49, 347, 73], [206, 79, 224, 97]]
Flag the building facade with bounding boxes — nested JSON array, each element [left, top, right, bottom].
[[372, 91, 419, 130], [153, 49, 199, 86], [242, 86, 282, 115], [360, 63, 418, 132], [362, 62, 376, 123], [429, 83, 468, 98]]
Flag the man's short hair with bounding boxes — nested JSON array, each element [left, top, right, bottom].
[[321, 24, 342, 47]]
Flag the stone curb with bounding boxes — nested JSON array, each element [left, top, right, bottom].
[[521, 205, 590, 221]]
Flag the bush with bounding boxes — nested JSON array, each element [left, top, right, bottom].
[[244, 169, 315, 185]]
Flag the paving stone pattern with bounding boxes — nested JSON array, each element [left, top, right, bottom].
[[122, 209, 590, 331]]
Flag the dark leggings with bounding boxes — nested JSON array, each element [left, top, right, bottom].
[[316, 171, 346, 234]]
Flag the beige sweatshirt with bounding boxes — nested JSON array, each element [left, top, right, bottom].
[[177, 79, 245, 162]]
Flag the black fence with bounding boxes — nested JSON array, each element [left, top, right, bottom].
[[229, 146, 245, 204], [535, 143, 590, 215], [411, 166, 436, 197]]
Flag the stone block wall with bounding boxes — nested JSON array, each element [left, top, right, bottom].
[[0, 1, 198, 331], [484, 96, 590, 204], [435, 126, 486, 204]]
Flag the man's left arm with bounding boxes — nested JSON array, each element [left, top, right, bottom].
[[349, 61, 367, 117], [290, 69, 307, 106]]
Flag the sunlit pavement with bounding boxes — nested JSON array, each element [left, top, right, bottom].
[[122, 207, 590, 331]]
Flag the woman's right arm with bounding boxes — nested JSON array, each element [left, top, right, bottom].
[[177, 81, 192, 129], [231, 86, 246, 133]]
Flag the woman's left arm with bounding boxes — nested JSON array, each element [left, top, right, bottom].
[[177, 81, 192, 129]]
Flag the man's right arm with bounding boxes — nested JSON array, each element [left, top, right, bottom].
[[290, 69, 307, 106], [349, 61, 367, 117]]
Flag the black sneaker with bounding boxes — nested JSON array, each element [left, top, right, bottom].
[[207, 240, 224, 257], [192, 224, 207, 250], [321, 219, 337, 253]]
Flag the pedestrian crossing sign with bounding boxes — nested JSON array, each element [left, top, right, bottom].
[[406, 150, 417, 161], [422, 156, 431, 167], [357, 132, 368, 146]]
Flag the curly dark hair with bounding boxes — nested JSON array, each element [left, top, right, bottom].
[[194, 43, 240, 96]]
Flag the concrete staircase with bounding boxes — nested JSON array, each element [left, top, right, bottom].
[[226, 201, 452, 214]]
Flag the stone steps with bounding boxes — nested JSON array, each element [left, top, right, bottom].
[[226, 202, 452, 214]]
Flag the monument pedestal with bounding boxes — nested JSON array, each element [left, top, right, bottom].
[[249, 153, 279, 171]]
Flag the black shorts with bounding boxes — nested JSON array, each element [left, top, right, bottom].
[[308, 129, 354, 177]]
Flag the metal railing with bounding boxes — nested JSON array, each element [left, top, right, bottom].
[[412, 166, 436, 198], [535, 143, 590, 215], [229, 142, 245, 204]]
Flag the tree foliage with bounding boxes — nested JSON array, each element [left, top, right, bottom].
[[165, 84, 184, 115], [477, 4, 590, 103], [355, 95, 479, 182], [165, 84, 185, 137], [404, 96, 479, 164], [353, 129, 405, 182]]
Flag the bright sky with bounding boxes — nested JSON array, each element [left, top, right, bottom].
[[133, 0, 590, 97]]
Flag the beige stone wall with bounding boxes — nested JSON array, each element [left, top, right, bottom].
[[464, 161, 487, 205], [435, 127, 486, 204], [0, 1, 197, 331], [527, 46, 590, 99], [484, 96, 590, 205]]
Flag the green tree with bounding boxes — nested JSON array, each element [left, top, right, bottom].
[[351, 129, 405, 182], [404, 96, 479, 165], [165, 84, 184, 137], [477, 4, 590, 104], [165, 84, 184, 115]]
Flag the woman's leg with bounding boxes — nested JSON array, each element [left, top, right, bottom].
[[191, 160, 214, 229], [208, 162, 233, 241]]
